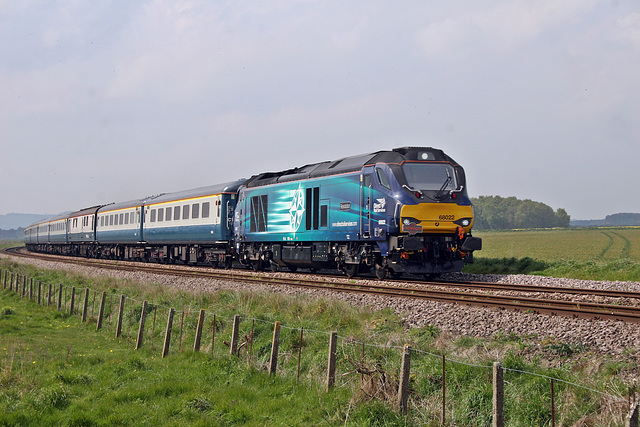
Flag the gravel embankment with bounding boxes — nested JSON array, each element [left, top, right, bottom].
[[3, 252, 640, 358]]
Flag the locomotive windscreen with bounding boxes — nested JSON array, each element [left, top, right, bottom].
[[402, 163, 457, 191]]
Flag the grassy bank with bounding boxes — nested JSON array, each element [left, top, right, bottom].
[[0, 259, 633, 425]]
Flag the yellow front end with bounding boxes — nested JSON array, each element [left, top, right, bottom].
[[400, 203, 474, 234]]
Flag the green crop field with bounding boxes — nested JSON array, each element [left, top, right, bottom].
[[466, 227, 640, 281]]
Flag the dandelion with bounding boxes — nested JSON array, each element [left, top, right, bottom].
[[32, 361, 36, 364], [110, 350, 113, 353]]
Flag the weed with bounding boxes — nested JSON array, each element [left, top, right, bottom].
[[543, 341, 588, 357], [1, 306, 15, 316], [186, 397, 212, 412]]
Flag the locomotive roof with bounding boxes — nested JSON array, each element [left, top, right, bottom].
[[244, 146, 457, 188]]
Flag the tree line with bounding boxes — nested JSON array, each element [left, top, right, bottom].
[[0, 228, 24, 240], [471, 196, 570, 230]]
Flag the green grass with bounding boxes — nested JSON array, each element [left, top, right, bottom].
[[466, 227, 640, 281], [0, 259, 633, 425]]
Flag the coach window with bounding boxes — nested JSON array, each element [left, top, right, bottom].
[[119, 213, 124, 225], [150, 209, 156, 222], [124, 213, 129, 225], [174, 206, 181, 221], [165, 207, 172, 221], [109, 215, 113, 226], [100, 217, 104, 227], [183, 205, 190, 220], [202, 202, 210, 218], [158, 208, 164, 222], [192, 203, 200, 219]]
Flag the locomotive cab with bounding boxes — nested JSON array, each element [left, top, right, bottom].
[[372, 147, 482, 276]]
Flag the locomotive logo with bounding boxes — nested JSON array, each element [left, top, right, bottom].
[[289, 185, 305, 232], [373, 198, 386, 213]]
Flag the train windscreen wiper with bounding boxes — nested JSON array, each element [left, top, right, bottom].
[[435, 170, 452, 200]]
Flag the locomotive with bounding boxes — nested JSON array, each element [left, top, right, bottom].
[[24, 147, 481, 279]]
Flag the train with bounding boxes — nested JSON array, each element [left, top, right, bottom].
[[24, 147, 482, 279]]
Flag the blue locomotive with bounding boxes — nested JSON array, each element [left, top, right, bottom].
[[24, 147, 481, 279]]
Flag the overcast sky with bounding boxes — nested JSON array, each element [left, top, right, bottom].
[[1, 1, 639, 220]]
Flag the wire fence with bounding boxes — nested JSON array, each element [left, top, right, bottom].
[[1, 267, 638, 426]]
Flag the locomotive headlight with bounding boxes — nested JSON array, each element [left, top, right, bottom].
[[418, 151, 432, 160], [454, 218, 472, 227], [402, 217, 420, 226]]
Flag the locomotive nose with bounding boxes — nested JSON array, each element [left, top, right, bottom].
[[400, 203, 474, 234]]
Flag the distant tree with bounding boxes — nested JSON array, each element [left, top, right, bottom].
[[471, 196, 570, 230], [554, 208, 570, 227]]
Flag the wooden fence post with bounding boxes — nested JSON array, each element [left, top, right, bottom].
[[268, 321, 281, 376], [326, 331, 338, 391], [230, 315, 240, 356], [115, 295, 126, 338], [82, 288, 90, 322], [96, 291, 107, 330], [37, 281, 42, 305], [162, 308, 175, 358], [397, 344, 411, 414], [57, 284, 63, 311], [29, 278, 33, 300], [193, 309, 205, 352], [493, 362, 505, 427], [47, 283, 52, 306], [69, 286, 76, 315], [626, 399, 639, 427], [135, 301, 148, 350], [22, 276, 26, 297]]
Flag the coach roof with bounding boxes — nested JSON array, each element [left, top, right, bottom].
[[142, 179, 247, 205]]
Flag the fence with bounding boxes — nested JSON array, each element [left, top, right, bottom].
[[1, 267, 638, 426]]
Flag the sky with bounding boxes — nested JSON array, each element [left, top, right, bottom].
[[1, 1, 639, 220]]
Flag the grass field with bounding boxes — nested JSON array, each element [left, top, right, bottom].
[[466, 227, 640, 281]]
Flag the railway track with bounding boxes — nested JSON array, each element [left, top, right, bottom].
[[5, 246, 640, 324]]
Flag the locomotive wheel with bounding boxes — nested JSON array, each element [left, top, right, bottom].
[[344, 264, 359, 278], [374, 265, 388, 280]]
